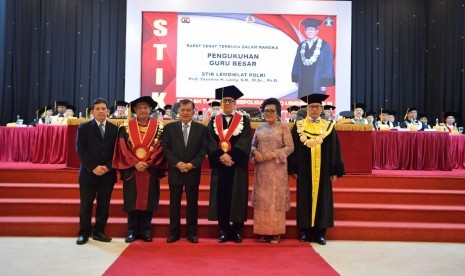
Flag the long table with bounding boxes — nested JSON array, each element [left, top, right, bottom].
[[372, 131, 465, 170], [1, 125, 464, 171], [0, 125, 68, 163]]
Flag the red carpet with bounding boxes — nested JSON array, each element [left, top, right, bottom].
[[104, 239, 339, 276]]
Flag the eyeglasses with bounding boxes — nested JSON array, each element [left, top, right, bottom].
[[264, 109, 276, 114], [223, 99, 235, 103]]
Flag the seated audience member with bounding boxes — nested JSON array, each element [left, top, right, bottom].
[[164, 104, 173, 119], [63, 104, 77, 124], [29, 106, 46, 126], [39, 105, 54, 124], [443, 111, 460, 134], [111, 101, 128, 119], [296, 105, 307, 121], [287, 105, 299, 123], [378, 109, 394, 129], [399, 107, 426, 130], [51, 101, 69, 124], [388, 110, 397, 126], [351, 103, 368, 124], [152, 108, 166, 120], [323, 105, 336, 123], [418, 113, 432, 129], [209, 100, 222, 117], [365, 110, 376, 125]]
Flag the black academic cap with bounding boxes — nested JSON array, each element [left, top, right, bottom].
[[443, 111, 458, 119], [44, 105, 54, 111], [301, 18, 322, 29], [418, 113, 429, 119], [164, 105, 172, 110], [339, 111, 354, 119], [157, 108, 166, 116], [215, 85, 244, 100], [406, 106, 417, 113], [130, 96, 158, 113], [300, 93, 329, 104], [387, 110, 397, 116], [66, 104, 76, 113], [379, 109, 389, 115], [323, 105, 336, 111], [404, 106, 417, 119], [55, 101, 68, 107], [352, 103, 366, 110], [366, 111, 376, 117], [208, 100, 221, 107], [38, 105, 54, 115], [115, 100, 128, 107], [287, 105, 299, 113]]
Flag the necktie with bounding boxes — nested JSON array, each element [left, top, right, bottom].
[[182, 124, 189, 146], [99, 123, 105, 139], [310, 118, 320, 123]]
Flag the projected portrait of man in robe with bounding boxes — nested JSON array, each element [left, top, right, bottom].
[[291, 18, 335, 97]]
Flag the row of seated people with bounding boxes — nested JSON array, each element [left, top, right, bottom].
[[286, 103, 461, 134]]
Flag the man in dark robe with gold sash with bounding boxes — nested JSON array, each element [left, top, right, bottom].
[[207, 85, 252, 243], [288, 93, 345, 245], [113, 96, 167, 243]]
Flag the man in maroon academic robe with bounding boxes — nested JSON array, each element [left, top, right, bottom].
[[113, 96, 167, 243]]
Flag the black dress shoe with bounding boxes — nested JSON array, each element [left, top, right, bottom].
[[232, 233, 242, 243], [76, 236, 88, 245], [125, 234, 137, 243], [167, 236, 180, 243], [93, 232, 112, 242], [299, 233, 311, 242], [142, 234, 153, 242], [218, 234, 229, 243], [315, 236, 326, 245], [187, 236, 198, 243]]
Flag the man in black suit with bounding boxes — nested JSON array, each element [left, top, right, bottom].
[[162, 99, 208, 243], [75, 98, 118, 245]]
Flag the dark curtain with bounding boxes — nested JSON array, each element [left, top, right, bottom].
[[0, 0, 126, 125], [1, 0, 464, 126], [352, 0, 465, 125]]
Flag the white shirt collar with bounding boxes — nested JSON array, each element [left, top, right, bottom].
[[95, 119, 106, 127], [182, 120, 192, 127]]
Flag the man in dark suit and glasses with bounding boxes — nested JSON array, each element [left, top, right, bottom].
[[76, 98, 118, 245], [162, 99, 208, 243]]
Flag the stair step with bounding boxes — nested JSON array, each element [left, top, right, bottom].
[[3, 184, 465, 206], [334, 203, 465, 223], [2, 168, 465, 242], [335, 175, 465, 190], [333, 188, 465, 205], [330, 221, 465, 242], [0, 183, 297, 202], [1, 216, 464, 242], [2, 199, 465, 223]]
